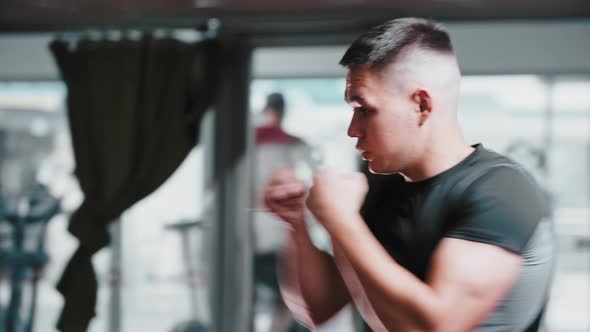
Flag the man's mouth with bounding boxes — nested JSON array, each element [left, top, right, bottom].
[[356, 144, 372, 160]]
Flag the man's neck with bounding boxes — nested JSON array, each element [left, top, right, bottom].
[[401, 141, 475, 183]]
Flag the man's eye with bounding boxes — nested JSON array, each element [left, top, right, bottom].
[[357, 108, 369, 114]]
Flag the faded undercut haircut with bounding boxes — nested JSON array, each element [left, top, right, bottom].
[[339, 17, 454, 68]]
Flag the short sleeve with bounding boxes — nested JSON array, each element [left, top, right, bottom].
[[444, 166, 549, 254]]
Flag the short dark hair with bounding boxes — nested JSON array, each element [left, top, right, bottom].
[[264, 92, 285, 118], [339, 17, 454, 68]]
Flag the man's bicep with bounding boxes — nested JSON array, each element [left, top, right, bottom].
[[426, 237, 522, 331]]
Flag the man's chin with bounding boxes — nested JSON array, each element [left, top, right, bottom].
[[367, 161, 395, 175]]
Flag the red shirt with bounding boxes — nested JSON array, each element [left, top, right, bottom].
[[255, 125, 301, 145]]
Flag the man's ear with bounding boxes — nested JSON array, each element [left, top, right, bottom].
[[412, 89, 432, 126]]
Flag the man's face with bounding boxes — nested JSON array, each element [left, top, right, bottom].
[[345, 66, 419, 174], [262, 109, 281, 127]]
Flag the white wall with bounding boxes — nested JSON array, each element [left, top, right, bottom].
[[448, 21, 590, 75], [0, 20, 589, 80], [0, 35, 56, 80], [253, 20, 590, 77]]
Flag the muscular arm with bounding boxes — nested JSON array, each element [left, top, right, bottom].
[[263, 168, 351, 327], [303, 165, 544, 331], [325, 213, 521, 332], [278, 220, 351, 327]]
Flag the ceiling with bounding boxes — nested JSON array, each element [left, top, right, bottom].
[[1, 0, 589, 36]]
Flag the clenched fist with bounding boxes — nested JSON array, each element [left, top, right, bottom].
[[263, 167, 308, 227], [305, 170, 369, 226]]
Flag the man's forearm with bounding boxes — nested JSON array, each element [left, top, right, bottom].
[[278, 221, 351, 327], [323, 214, 441, 331]]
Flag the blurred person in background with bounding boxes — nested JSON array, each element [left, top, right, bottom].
[[264, 18, 554, 332], [253, 92, 310, 332]]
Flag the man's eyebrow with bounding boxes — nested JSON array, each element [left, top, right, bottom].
[[347, 95, 365, 104]]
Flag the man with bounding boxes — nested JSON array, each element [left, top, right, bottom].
[[256, 93, 301, 145], [254, 93, 311, 332], [264, 18, 554, 332]]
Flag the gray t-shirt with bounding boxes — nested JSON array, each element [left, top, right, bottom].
[[361, 144, 554, 332]]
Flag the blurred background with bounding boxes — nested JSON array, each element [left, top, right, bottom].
[[0, 1, 589, 331]]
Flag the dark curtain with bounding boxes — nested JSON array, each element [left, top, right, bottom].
[[49, 36, 220, 332]]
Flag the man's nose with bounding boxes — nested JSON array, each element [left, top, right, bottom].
[[347, 113, 363, 138]]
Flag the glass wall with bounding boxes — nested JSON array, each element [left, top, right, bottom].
[[459, 75, 590, 331], [0, 81, 78, 332], [250, 79, 357, 332], [1, 74, 587, 332], [544, 77, 590, 332], [249, 75, 590, 332], [0, 81, 213, 332]]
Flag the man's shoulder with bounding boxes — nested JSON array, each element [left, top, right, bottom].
[[436, 145, 550, 223], [442, 146, 551, 254], [447, 145, 529, 189], [462, 148, 538, 192]]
